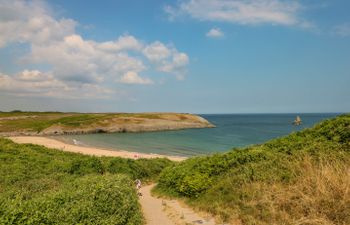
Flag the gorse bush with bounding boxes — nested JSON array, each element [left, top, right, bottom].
[[156, 114, 350, 224], [68, 157, 105, 175], [1, 175, 142, 225], [105, 157, 172, 180], [0, 138, 173, 224]]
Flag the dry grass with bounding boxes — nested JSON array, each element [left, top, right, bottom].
[[240, 156, 350, 225]]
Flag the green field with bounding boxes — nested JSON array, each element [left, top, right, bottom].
[[155, 114, 350, 224], [0, 138, 173, 224]]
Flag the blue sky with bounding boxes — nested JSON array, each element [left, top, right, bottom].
[[0, 0, 349, 113]]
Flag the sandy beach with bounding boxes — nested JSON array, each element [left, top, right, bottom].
[[8, 136, 186, 161]]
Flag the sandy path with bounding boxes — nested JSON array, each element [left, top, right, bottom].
[[139, 184, 217, 225], [7, 136, 186, 161]]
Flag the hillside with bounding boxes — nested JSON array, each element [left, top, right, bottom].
[[0, 111, 214, 136], [156, 114, 350, 224], [0, 138, 173, 224]]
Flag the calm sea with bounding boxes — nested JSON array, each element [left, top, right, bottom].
[[53, 113, 339, 157]]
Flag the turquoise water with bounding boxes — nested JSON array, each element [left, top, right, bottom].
[[54, 113, 339, 157]]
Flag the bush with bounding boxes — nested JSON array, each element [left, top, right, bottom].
[[68, 157, 105, 175], [0, 175, 143, 225], [106, 157, 174, 180]]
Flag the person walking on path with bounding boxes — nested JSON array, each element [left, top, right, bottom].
[[135, 179, 142, 196]]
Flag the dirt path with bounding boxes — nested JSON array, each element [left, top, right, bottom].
[[139, 184, 217, 225]]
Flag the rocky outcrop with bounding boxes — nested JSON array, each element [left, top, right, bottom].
[[39, 115, 214, 135]]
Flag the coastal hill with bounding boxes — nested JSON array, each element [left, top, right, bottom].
[[0, 111, 214, 136]]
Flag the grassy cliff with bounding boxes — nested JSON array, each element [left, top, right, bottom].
[[0, 138, 173, 224], [155, 114, 350, 224], [0, 111, 214, 135]]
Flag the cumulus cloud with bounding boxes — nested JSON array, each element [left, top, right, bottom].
[[143, 41, 189, 78], [0, 70, 113, 99], [165, 0, 306, 26], [143, 41, 172, 62], [0, 0, 190, 99], [27, 34, 147, 83], [118, 71, 153, 85], [206, 28, 224, 38], [0, 0, 76, 47], [97, 35, 143, 52]]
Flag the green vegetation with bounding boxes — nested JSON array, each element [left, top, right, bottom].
[[0, 138, 173, 224], [0, 111, 199, 133], [155, 114, 350, 224]]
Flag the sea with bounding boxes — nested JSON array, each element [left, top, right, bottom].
[[53, 113, 340, 157]]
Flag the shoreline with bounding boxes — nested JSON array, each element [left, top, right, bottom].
[[7, 136, 187, 162]]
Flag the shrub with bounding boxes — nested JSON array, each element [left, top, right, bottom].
[[0, 175, 143, 225], [68, 157, 105, 175]]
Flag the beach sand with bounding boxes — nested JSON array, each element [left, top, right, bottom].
[[8, 136, 186, 161]]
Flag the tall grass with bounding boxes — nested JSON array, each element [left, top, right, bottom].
[[212, 156, 350, 225], [266, 157, 350, 225]]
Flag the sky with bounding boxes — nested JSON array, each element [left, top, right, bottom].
[[0, 0, 349, 113]]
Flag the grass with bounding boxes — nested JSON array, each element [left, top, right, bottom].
[[0, 111, 194, 133], [0, 138, 173, 224], [155, 114, 350, 224]]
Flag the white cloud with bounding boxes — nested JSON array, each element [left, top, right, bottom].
[[206, 28, 224, 38], [16, 70, 48, 81], [0, 0, 190, 99], [143, 41, 171, 62], [0, 0, 76, 47], [118, 71, 153, 85], [27, 34, 147, 83], [0, 70, 113, 99], [165, 0, 305, 26], [97, 35, 143, 52], [160, 52, 189, 70], [142, 42, 189, 77], [333, 23, 350, 37]]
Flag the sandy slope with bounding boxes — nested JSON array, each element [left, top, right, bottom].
[[8, 136, 186, 161], [139, 184, 217, 225]]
